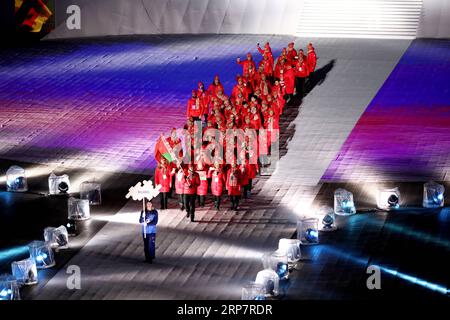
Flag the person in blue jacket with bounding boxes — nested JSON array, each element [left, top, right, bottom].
[[139, 200, 158, 263]]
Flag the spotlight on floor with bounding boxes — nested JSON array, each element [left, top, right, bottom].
[[423, 181, 444, 208], [6, 166, 28, 192], [377, 187, 400, 210], [334, 188, 356, 215], [48, 173, 71, 195]]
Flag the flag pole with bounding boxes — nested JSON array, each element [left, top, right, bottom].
[[142, 198, 146, 239]]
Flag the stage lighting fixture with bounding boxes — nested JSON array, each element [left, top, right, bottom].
[[278, 239, 301, 266], [44, 226, 69, 249], [241, 282, 265, 300], [0, 275, 20, 300], [6, 166, 28, 192], [377, 188, 401, 210], [316, 206, 337, 231], [255, 269, 279, 297], [80, 181, 102, 205], [423, 181, 445, 208], [297, 218, 319, 245], [28, 241, 55, 269], [68, 197, 91, 220], [334, 188, 356, 215], [11, 258, 38, 286], [262, 251, 289, 280], [48, 173, 71, 195]]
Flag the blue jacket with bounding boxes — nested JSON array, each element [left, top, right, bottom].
[[139, 209, 158, 234]]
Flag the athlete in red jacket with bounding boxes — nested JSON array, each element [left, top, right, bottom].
[[208, 75, 225, 98], [226, 163, 242, 211], [282, 65, 295, 102], [208, 162, 226, 210], [154, 158, 174, 209], [237, 53, 256, 76], [182, 165, 200, 222], [306, 43, 317, 93], [187, 90, 202, 120], [175, 166, 186, 211], [307, 43, 317, 73], [294, 55, 309, 98], [195, 151, 209, 207], [286, 42, 297, 63], [197, 81, 211, 123]]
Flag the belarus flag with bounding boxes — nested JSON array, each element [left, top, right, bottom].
[[154, 135, 176, 164]]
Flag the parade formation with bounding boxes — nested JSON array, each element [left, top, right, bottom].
[[151, 41, 317, 223]]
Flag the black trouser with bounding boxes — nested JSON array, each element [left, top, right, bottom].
[[169, 176, 175, 198], [160, 192, 168, 209], [230, 195, 240, 210], [183, 194, 196, 221], [214, 195, 221, 209], [198, 195, 205, 207], [178, 194, 184, 210], [295, 77, 305, 97], [244, 179, 252, 198], [143, 233, 156, 261]]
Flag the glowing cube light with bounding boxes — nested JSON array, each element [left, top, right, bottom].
[[278, 239, 301, 266], [68, 197, 90, 220], [6, 166, 28, 192], [241, 282, 265, 300], [0, 275, 20, 300], [262, 251, 289, 280], [423, 181, 444, 208], [334, 188, 356, 215], [255, 269, 279, 297], [80, 181, 102, 205], [44, 226, 69, 250], [377, 187, 400, 210], [11, 258, 38, 286], [28, 241, 55, 269], [48, 172, 71, 195], [297, 218, 319, 245]]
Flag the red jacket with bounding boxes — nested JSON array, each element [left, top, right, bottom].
[[238, 59, 256, 76], [197, 90, 211, 115], [226, 169, 242, 196], [249, 113, 262, 130], [307, 49, 317, 73], [294, 60, 309, 78], [239, 165, 249, 186], [231, 84, 250, 101], [182, 171, 200, 195], [258, 59, 273, 77], [175, 169, 186, 194], [246, 162, 259, 180], [208, 168, 225, 196], [196, 170, 209, 196], [154, 165, 173, 193], [282, 68, 295, 95], [207, 83, 225, 98], [187, 97, 202, 118]]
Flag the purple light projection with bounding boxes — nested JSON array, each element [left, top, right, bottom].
[[323, 39, 450, 183]]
